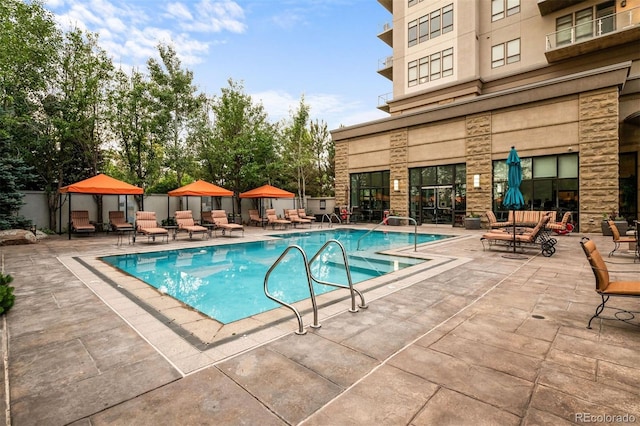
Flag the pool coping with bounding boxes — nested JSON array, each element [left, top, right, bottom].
[[58, 228, 475, 375]]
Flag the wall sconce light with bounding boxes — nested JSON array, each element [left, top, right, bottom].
[[393, 179, 400, 191], [473, 174, 481, 188], [621, 0, 626, 7]]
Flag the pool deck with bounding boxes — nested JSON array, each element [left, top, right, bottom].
[[2, 224, 640, 425]]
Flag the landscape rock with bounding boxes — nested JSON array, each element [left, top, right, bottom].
[[0, 229, 39, 246]]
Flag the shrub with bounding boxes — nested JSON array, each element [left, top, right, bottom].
[[0, 272, 15, 315]]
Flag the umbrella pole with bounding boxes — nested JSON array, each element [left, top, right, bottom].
[[513, 209, 516, 253]]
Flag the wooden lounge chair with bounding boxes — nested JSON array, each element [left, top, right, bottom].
[[298, 209, 316, 223], [288, 209, 312, 228], [266, 209, 290, 229], [211, 210, 244, 236], [108, 211, 133, 231], [175, 210, 208, 239], [580, 237, 640, 329], [249, 209, 263, 227], [607, 220, 636, 257], [71, 210, 96, 234], [135, 211, 169, 243], [480, 214, 555, 256]]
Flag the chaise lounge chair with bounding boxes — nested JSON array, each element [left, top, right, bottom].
[[135, 211, 169, 243], [71, 210, 96, 234], [109, 211, 134, 231], [287, 209, 312, 228], [485, 210, 511, 229], [297, 209, 316, 223], [211, 210, 244, 236], [175, 210, 208, 239], [249, 209, 264, 227], [266, 209, 290, 230], [580, 237, 640, 329], [546, 211, 573, 233], [480, 214, 555, 256]]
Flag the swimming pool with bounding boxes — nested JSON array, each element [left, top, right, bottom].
[[102, 229, 451, 324]]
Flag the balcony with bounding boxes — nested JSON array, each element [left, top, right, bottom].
[[537, 0, 586, 16], [377, 56, 393, 81], [545, 6, 640, 62], [377, 92, 392, 113], [378, 0, 392, 14], [378, 22, 393, 47]]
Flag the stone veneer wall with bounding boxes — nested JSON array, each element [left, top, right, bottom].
[[465, 113, 493, 224], [390, 130, 408, 217], [334, 141, 349, 208], [578, 87, 619, 233]]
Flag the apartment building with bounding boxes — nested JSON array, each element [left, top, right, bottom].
[[331, 0, 640, 232]]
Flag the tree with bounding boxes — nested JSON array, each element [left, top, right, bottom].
[[201, 79, 281, 212], [308, 119, 334, 196], [282, 98, 313, 207], [147, 44, 206, 189], [0, 0, 61, 229]]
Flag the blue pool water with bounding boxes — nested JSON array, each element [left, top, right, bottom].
[[102, 229, 450, 324]]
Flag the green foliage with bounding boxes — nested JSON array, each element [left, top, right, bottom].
[[0, 272, 15, 315]]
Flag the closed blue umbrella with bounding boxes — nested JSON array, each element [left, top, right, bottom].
[[503, 146, 525, 254]]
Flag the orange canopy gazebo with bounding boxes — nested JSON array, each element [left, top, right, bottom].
[[167, 180, 233, 217], [59, 174, 143, 239], [240, 184, 295, 218]]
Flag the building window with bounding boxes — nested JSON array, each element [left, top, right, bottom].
[[492, 154, 579, 224], [442, 48, 453, 76], [430, 52, 441, 81], [419, 57, 429, 83], [409, 0, 418, 7], [442, 4, 454, 34], [492, 39, 520, 68], [408, 60, 418, 86], [350, 171, 390, 222], [556, 14, 573, 46], [430, 9, 441, 38], [492, 0, 520, 21], [555, 1, 616, 47], [418, 16, 429, 43], [409, 164, 466, 225], [408, 20, 418, 47], [506, 39, 520, 63], [575, 7, 594, 40]]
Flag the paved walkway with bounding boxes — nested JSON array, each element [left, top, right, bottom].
[[1, 225, 640, 425]]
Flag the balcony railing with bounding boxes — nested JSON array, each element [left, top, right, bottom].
[[377, 92, 392, 107], [545, 6, 639, 50], [378, 55, 393, 71]]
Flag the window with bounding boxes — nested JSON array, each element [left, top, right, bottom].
[[556, 14, 573, 46], [554, 2, 616, 47], [442, 48, 453, 76], [575, 8, 593, 40], [430, 52, 441, 81], [350, 171, 390, 222], [492, 39, 520, 68], [419, 16, 429, 43], [506, 39, 520, 63], [442, 4, 453, 34], [408, 20, 418, 47], [493, 0, 519, 21], [492, 0, 504, 21], [491, 44, 504, 68], [408, 60, 418, 86], [419, 57, 429, 83], [430, 10, 441, 38], [408, 0, 418, 7]]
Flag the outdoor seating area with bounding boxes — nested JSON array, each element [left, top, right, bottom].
[[135, 211, 169, 244], [70, 210, 96, 234], [266, 208, 290, 229], [606, 219, 637, 258], [286, 209, 312, 228], [480, 214, 557, 257], [209, 210, 244, 237], [108, 210, 133, 231]]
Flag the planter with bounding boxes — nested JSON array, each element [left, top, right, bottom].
[[602, 220, 627, 236], [464, 217, 482, 230]]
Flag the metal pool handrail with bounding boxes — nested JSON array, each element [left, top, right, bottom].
[[356, 216, 418, 251], [320, 213, 342, 228], [263, 245, 320, 335], [308, 239, 368, 312]]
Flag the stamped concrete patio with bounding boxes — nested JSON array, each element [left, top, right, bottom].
[[1, 224, 639, 425]]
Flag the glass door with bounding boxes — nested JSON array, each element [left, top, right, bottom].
[[421, 186, 453, 224]]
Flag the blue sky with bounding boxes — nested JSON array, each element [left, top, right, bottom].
[[43, 0, 391, 130]]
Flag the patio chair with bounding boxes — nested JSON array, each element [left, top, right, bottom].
[[266, 209, 290, 229], [579, 237, 640, 329], [175, 210, 208, 239], [134, 211, 169, 243], [108, 211, 133, 231], [288, 209, 312, 228], [485, 210, 511, 229], [211, 210, 244, 236], [249, 209, 263, 227], [607, 220, 636, 257], [298, 209, 317, 223], [546, 211, 572, 233], [70, 210, 96, 234]]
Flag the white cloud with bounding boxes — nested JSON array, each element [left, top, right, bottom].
[[166, 2, 193, 21], [191, 0, 246, 33]]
